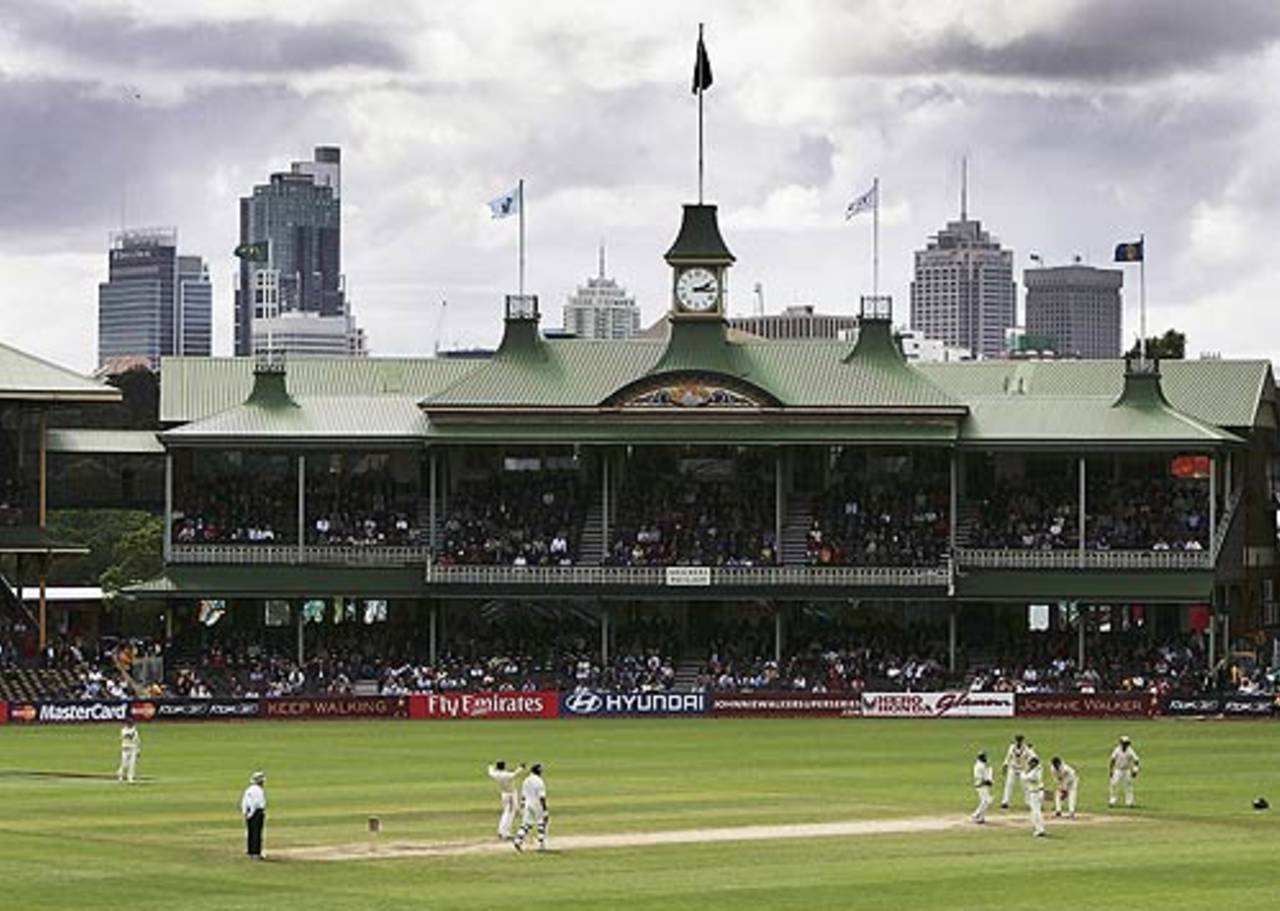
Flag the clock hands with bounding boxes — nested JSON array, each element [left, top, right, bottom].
[[691, 281, 716, 293]]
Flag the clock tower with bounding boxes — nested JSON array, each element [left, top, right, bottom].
[[664, 203, 735, 320]]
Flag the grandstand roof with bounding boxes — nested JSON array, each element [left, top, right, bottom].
[[0, 341, 122, 403]]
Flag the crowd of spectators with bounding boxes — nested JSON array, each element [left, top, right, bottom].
[[172, 472, 295, 544], [1086, 478, 1209, 551], [438, 472, 583, 566], [807, 483, 948, 566], [968, 477, 1078, 550], [306, 466, 418, 547], [609, 457, 776, 566]]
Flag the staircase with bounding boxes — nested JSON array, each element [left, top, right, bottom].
[[953, 501, 981, 550], [578, 501, 605, 565], [672, 655, 704, 689], [780, 496, 814, 564]]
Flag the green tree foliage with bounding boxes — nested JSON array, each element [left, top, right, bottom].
[[1125, 328, 1186, 360], [43, 510, 163, 596]]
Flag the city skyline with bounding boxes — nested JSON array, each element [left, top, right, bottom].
[[4, 1, 1280, 369]]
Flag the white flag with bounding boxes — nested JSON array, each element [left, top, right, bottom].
[[488, 186, 521, 219], [845, 183, 877, 220]]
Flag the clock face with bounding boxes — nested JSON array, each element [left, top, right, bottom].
[[675, 267, 720, 312]]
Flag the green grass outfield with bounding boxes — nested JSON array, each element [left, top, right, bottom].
[[1, 717, 1277, 910]]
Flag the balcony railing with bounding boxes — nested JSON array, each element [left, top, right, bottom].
[[170, 544, 430, 566], [954, 548, 1212, 571], [423, 564, 951, 588]]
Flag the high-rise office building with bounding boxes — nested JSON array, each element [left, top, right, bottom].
[[562, 246, 640, 339], [234, 145, 365, 357], [97, 228, 211, 369], [729, 304, 859, 340], [909, 175, 1015, 359], [1024, 264, 1123, 358]]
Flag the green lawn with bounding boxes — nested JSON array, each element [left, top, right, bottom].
[[0, 717, 1276, 910]]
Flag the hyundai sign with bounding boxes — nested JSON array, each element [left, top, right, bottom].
[[559, 690, 708, 717]]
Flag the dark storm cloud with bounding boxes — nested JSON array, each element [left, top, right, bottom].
[[852, 0, 1280, 81], [0, 0, 405, 73]]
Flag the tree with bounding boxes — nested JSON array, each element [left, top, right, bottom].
[[43, 510, 163, 595], [1125, 329, 1186, 360], [99, 514, 163, 600]]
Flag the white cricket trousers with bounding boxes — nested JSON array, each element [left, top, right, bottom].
[[1055, 783, 1078, 816], [1109, 770, 1135, 806], [1002, 769, 1023, 806], [1026, 792, 1045, 835], [498, 792, 518, 838], [973, 785, 992, 822], [117, 748, 138, 783]]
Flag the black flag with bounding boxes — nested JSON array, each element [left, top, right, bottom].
[[1114, 239, 1144, 262], [692, 32, 713, 94]]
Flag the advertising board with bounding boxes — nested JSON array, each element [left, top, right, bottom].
[[560, 690, 709, 717], [1162, 694, 1274, 718], [411, 691, 559, 720], [860, 691, 1015, 718], [711, 692, 862, 717], [261, 696, 410, 720], [1016, 692, 1158, 718], [6, 700, 130, 724]]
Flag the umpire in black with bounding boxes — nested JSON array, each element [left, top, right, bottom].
[[241, 771, 267, 858]]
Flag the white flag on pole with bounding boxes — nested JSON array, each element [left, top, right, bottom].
[[845, 183, 877, 220], [488, 186, 521, 219]]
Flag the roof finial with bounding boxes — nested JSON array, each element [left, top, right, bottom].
[[960, 154, 968, 221]]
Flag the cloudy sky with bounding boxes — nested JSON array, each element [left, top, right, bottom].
[[4, 0, 1280, 371]]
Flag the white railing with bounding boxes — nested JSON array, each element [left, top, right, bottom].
[[170, 544, 430, 566], [423, 564, 950, 588], [954, 548, 1212, 571]]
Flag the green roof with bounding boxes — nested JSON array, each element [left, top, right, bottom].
[[0, 342, 122, 403], [46, 429, 163, 455], [124, 566, 424, 598], [161, 395, 430, 445], [159, 356, 475, 423], [0, 526, 91, 555], [918, 359, 1274, 429]]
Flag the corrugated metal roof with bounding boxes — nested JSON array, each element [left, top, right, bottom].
[[161, 395, 430, 443], [159, 357, 477, 423], [960, 397, 1239, 445], [0, 342, 122, 403], [124, 566, 424, 598], [47, 429, 163, 454], [919, 359, 1273, 428]]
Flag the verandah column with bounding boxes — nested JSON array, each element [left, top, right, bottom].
[[1209, 454, 1217, 555], [1078, 456, 1086, 558], [297, 454, 306, 562], [947, 604, 957, 673], [601, 606, 610, 665], [428, 451, 438, 557], [774, 449, 783, 561], [601, 451, 610, 562], [163, 451, 173, 563]]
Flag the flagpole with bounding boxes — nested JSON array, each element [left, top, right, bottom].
[[1139, 232, 1146, 366], [518, 179, 526, 298], [872, 176, 880, 299], [697, 22, 705, 205]]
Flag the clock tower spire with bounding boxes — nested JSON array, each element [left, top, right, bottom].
[[664, 203, 735, 321]]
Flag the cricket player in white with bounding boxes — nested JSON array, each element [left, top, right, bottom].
[[1024, 756, 1046, 837], [1108, 736, 1140, 807], [972, 751, 994, 823], [488, 760, 525, 840], [116, 722, 140, 783], [512, 762, 548, 852], [1050, 756, 1078, 818], [1000, 734, 1036, 808]]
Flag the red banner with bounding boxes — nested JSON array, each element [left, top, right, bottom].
[[0, 701, 7, 725], [411, 691, 559, 720], [712, 692, 862, 717], [261, 696, 410, 720], [1016, 692, 1158, 718]]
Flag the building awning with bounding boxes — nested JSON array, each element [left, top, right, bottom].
[[123, 565, 425, 599], [0, 527, 91, 555], [46, 429, 163, 455], [20, 586, 104, 603]]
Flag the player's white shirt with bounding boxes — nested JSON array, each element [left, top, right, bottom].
[[1110, 746, 1140, 772], [521, 772, 547, 807], [1023, 765, 1044, 796], [1052, 763, 1078, 788], [973, 760, 992, 788], [241, 783, 266, 817], [120, 725, 140, 751], [488, 766, 521, 794], [1004, 742, 1033, 771]]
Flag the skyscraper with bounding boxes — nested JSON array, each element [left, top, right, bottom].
[[562, 245, 640, 339], [234, 145, 365, 357], [909, 169, 1015, 359], [97, 228, 211, 369], [1024, 264, 1123, 358]]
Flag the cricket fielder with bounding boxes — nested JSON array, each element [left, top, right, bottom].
[[512, 762, 548, 852], [241, 771, 267, 859], [116, 721, 140, 783], [972, 751, 994, 823], [1000, 734, 1036, 808], [1024, 756, 1046, 837], [1108, 736, 1140, 807], [1050, 756, 1078, 818], [488, 760, 525, 840]]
